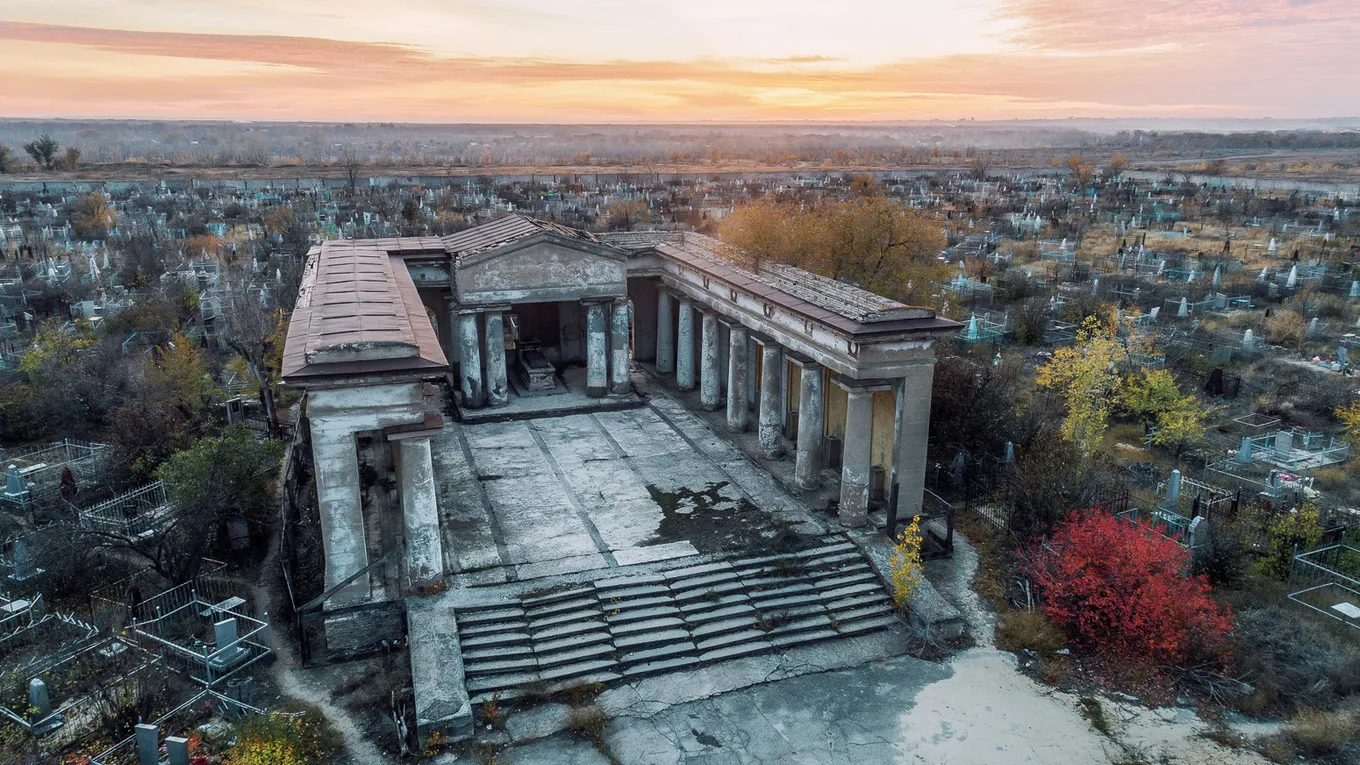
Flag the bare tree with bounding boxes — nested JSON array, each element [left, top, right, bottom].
[[342, 148, 364, 194]]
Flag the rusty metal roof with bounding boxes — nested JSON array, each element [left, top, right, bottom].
[[441, 214, 597, 260], [282, 240, 448, 382]]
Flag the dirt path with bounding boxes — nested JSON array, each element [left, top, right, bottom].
[[249, 439, 386, 765]]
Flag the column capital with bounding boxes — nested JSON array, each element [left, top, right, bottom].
[[786, 351, 819, 370]]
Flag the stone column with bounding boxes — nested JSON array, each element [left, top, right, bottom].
[[310, 422, 369, 605], [894, 362, 936, 521], [676, 298, 695, 390], [456, 310, 483, 408], [483, 310, 509, 407], [610, 298, 631, 394], [758, 342, 785, 458], [396, 435, 444, 592], [839, 386, 874, 528], [725, 323, 750, 432], [585, 301, 608, 397], [699, 310, 721, 410], [656, 289, 675, 375], [794, 361, 824, 489]]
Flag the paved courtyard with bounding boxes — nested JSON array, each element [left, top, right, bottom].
[[433, 391, 826, 583]]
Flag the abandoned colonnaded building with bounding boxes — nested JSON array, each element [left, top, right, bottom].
[[281, 214, 961, 608]]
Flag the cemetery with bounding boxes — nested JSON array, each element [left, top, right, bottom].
[[0, 163, 1357, 763]]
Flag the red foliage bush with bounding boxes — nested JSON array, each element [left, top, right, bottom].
[[1023, 510, 1234, 665]]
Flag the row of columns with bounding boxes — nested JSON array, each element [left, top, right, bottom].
[[454, 297, 631, 408], [653, 286, 934, 529]]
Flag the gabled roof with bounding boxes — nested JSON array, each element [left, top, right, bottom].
[[441, 214, 598, 260], [281, 241, 447, 382]]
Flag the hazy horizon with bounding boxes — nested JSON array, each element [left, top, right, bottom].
[[2, 1, 1358, 122]]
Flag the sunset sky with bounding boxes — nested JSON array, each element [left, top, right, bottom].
[[1, 0, 1357, 121]]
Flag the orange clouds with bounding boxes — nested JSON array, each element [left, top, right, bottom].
[[0, 9, 1356, 121]]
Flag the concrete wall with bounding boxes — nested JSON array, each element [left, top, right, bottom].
[[627, 279, 659, 361]]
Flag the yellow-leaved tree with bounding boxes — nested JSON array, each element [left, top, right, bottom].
[[1035, 311, 1128, 453], [889, 517, 925, 607], [721, 197, 949, 308], [1121, 368, 1209, 455]]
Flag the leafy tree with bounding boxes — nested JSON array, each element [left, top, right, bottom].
[[19, 319, 97, 381], [1002, 434, 1113, 539], [0, 144, 11, 173], [83, 426, 285, 581], [1064, 153, 1095, 186], [930, 352, 1015, 459], [1147, 395, 1209, 454], [71, 192, 116, 239], [1035, 313, 1126, 452], [1121, 368, 1209, 454], [1024, 511, 1235, 665], [62, 147, 81, 171], [1104, 154, 1128, 180], [1259, 504, 1324, 580], [23, 134, 59, 170], [721, 197, 948, 307], [1335, 400, 1360, 445]]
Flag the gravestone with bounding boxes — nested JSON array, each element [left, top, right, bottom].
[[210, 618, 245, 670], [1308, 317, 1321, 337], [1212, 267, 1222, 287], [135, 723, 159, 765], [1339, 345, 1349, 368], [1187, 516, 1209, 549], [1214, 293, 1227, 310], [1258, 266, 1268, 283], [1166, 469, 1181, 503], [1236, 436, 1254, 464], [1286, 265, 1298, 290], [1274, 430, 1292, 456], [1178, 297, 1189, 317], [1242, 329, 1255, 350], [166, 736, 191, 765], [1004, 441, 1015, 464], [10, 538, 41, 581]]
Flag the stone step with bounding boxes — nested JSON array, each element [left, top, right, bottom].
[[609, 616, 687, 636], [532, 620, 607, 641], [522, 586, 594, 608], [535, 630, 612, 654], [803, 552, 863, 569], [699, 640, 773, 663], [526, 608, 602, 631], [661, 561, 733, 581], [689, 615, 759, 640], [749, 582, 816, 600], [461, 632, 532, 650], [833, 603, 896, 624], [605, 605, 683, 624], [683, 603, 758, 625], [464, 656, 539, 675], [679, 593, 750, 613], [760, 613, 834, 637], [462, 644, 536, 663], [456, 606, 526, 626], [757, 602, 828, 621], [614, 628, 692, 651], [621, 655, 701, 678], [818, 582, 883, 602], [607, 595, 674, 612], [466, 671, 539, 694], [618, 641, 697, 666], [792, 541, 856, 559], [525, 597, 599, 619], [672, 580, 746, 602], [694, 629, 769, 652], [835, 614, 897, 636], [459, 619, 527, 637], [594, 572, 666, 591], [536, 643, 616, 668], [824, 593, 891, 612], [668, 570, 740, 591], [812, 571, 877, 590], [539, 658, 619, 683], [750, 592, 823, 612], [595, 583, 670, 601], [741, 573, 807, 590], [769, 628, 841, 648]]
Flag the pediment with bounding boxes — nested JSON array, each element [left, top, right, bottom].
[[455, 232, 628, 305]]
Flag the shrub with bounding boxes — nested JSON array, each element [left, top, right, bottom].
[[1191, 534, 1248, 587], [225, 707, 341, 765], [1231, 606, 1360, 714], [1264, 310, 1305, 347], [1285, 708, 1359, 756], [1259, 505, 1323, 580], [889, 517, 925, 607], [996, 609, 1067, 656], [1023, 511, 1235, 665]]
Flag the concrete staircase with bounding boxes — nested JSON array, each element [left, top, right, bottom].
[[460, 537, 899, 703]]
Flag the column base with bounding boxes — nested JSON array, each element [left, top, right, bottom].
[[758, 425, 785, 458], [586, 385, 607, 398], [839, 484, 869, 527]]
